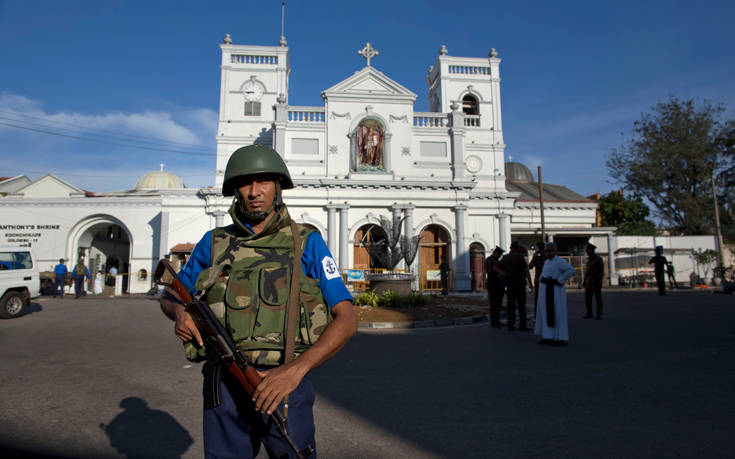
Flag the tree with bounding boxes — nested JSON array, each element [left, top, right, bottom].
[[607, 96, 733, 235], [597, 190, 656, 235]]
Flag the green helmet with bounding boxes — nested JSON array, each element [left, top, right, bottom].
[[222, 145, 294, 196]]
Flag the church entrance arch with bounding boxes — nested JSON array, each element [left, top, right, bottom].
[[419, 225, 451, 292], [469, 242, 486, 291], [68, 216, 132, 294], [353, 224, 388, 291]]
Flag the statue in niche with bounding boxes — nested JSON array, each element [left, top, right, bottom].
[[357, 119, 384, 171]]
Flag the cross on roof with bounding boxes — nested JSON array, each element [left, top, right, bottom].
[[358, 42, 379, 66]]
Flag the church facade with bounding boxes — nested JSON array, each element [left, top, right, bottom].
[[1, 37, 609, 294]]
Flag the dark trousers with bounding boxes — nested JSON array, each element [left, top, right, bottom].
[[506, 285, 527, 329], [487, 285, 504, 327], [655, 273, 665, 295], [204, 371, 316, 459], [73, 277, 84, 298], [585, 286, 603, 317], [54, 276, 65, 297], [440, 275, 448, 295]]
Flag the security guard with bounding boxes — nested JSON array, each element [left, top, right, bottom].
[[160, 145, 357, 458], [583, 243, 604, 319]]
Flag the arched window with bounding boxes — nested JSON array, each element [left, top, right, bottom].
[[462, 95, 479, 115]]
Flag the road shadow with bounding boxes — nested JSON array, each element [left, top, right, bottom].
[[100, 397, 193, 459], [23, 302, 43, 316]]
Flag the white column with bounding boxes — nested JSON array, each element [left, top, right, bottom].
[[607, 232, 616, 286], [159, 211, 169, 259], [212, 210, 227, 229], [326, 203, 338, 257], [497, 213, 509, 251], [453, 204, 470, 291], [338, 204, 350, 270]]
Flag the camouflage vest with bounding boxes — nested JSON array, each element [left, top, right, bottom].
[[74, 264, 86, 276], [185, 204, 332, 366]]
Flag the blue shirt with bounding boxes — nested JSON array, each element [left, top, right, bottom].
[[54, 264, 68, 276], [178, 229, 352, 309]]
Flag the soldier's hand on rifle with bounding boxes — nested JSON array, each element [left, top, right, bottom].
[[252, 363, 305, 415], [160, 287, 203, 346]]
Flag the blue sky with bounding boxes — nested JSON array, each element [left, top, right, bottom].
[[1, 0, 733, 195]]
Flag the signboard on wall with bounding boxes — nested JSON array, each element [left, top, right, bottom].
[[347, 269, 366, 282], [426, 269, 441, 281], [0, 224, 61, 247]]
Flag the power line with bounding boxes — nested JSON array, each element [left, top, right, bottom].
[[0, 121, 216, 156], [0, 109, 214, 149]]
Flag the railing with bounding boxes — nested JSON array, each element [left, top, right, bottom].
[[464, 114, 480, 127], [231, 55, 278, 65], [448, 65, 490, 75], [413, 112, 448, 128], [287, 108, 325, 123]]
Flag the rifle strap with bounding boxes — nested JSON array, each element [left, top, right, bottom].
[[283, 221, 304, 420]]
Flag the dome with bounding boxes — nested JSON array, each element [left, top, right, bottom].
[[504, 161, 534, 183], [134, 169, 185, 190]]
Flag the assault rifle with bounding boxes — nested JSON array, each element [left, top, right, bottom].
[[154, 259, 313, 459]]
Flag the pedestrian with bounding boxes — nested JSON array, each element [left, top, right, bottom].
[[495, 241, 533, 331], [93, 270, 104, 295], [666, 261, 678, 290], [485, 246, 505, 328], [535, 243, 576, 346], [529, 241, 546, 306], [71, 260, 90, 298], [648, 246, 667, 296], [159, 145, 357, 458], [583, 242, 604, 320], [53, 258, 67, 298], [439, 253, 450, 295]]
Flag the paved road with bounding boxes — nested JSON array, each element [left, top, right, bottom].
[[0, 291, 733, 458]]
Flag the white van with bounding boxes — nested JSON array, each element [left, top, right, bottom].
[[0, 246, 40, 319]]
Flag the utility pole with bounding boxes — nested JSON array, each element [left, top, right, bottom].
[[538, 166, 546, 242], [711, 173, 726, 271]]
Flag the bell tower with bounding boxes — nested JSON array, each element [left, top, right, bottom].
[[214, 34, 290, 189]]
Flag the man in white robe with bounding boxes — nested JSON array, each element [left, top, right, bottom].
[[534, 243, 576, 345]]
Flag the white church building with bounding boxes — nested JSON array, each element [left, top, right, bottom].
[[1, 36, 621, 294]]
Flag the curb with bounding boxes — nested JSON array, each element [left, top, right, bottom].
[[358, 314, 489, 330]]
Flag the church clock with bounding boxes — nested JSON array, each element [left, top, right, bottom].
[[242, 80, 264, 101]]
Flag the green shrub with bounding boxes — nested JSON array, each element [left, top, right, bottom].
[[380, 290, 400, 308], [354, 290, 379, 307], [408, 291, 429, 307]]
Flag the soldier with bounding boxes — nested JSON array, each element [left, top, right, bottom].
[[484, 246, 505, 328], [666, 261, 678, 289], [495, 241, 533, 331], [649, 246, 668, 296], [583, 243, 604, 319], [529, 241, 546, 306], [159, 145, 357, 458]]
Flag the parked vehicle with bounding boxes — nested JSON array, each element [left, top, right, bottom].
[[0, 246, 40, 318]]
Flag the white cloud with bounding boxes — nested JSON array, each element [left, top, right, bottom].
[[0, 92, 213, 146]]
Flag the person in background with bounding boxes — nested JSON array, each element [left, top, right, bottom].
[[484, 246, 505, 328], [439, 253, 450, 296], [94, 270, 104, 295], [583, 243, 605, 320], [53, 258, 67, 298], [649, 246, 667, 296], [535, 243, 576, 346], [71, 260, 90, 298], [495, 241, 533, 331], [529, 241, 546, 307]]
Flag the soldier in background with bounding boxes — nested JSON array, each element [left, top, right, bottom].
[[159, 145, 357, 458], [649, 246, 668, 296], [484, 246, 505, 328], [583, 243, 604, 319], [529, 241, 546, 306], [666, 261, 678, 290], [495, 241, 533, 331]]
